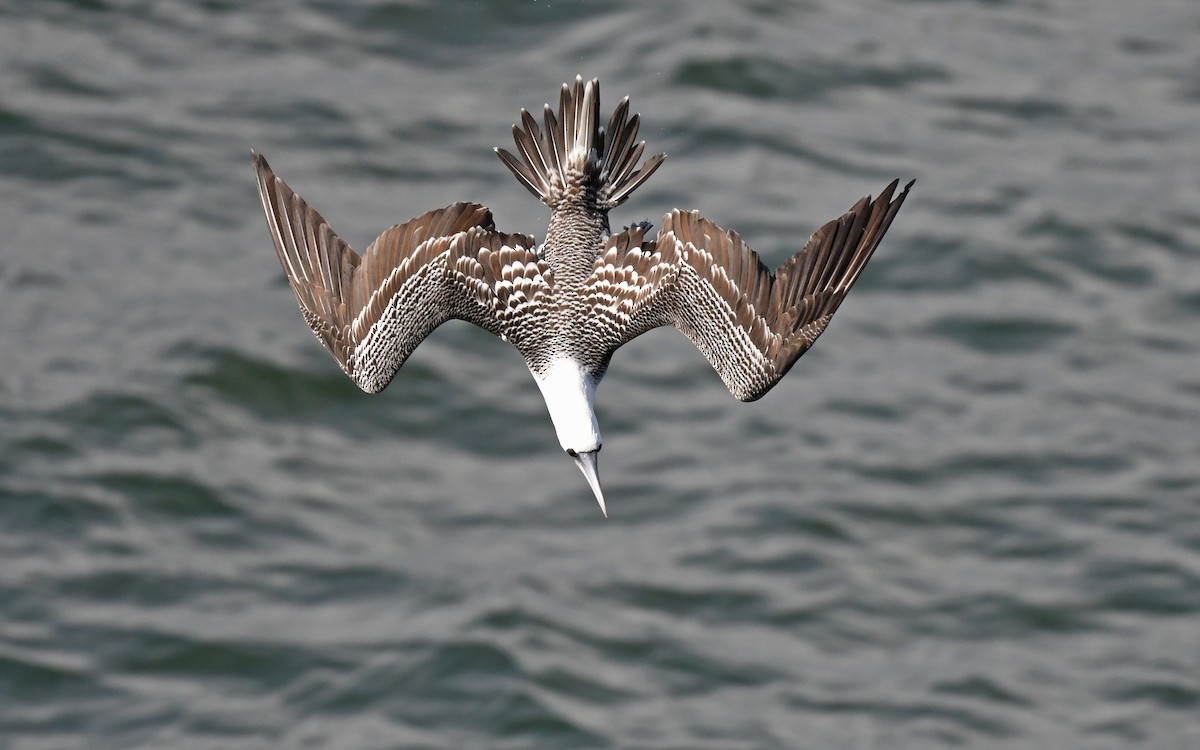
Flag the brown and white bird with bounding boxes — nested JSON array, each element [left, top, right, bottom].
[[252, 76, 912, 517]]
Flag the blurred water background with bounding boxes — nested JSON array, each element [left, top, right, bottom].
[[2, 1, 1199, 748]]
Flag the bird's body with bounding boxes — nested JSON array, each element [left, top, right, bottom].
[[253, 76, 912, 516]]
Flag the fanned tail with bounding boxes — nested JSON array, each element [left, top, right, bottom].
[[496, 76, 666, 211]]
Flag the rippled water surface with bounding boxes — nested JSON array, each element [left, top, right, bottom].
[[3, 1, 1199, 748]]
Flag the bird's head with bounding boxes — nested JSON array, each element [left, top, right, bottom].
[[532, 359, 608, 517]]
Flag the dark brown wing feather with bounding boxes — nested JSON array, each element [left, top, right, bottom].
[[650, 179, 913, 401], [449, 228, 556, 363], [578, 223, 680, 369], [252, 151, 546, 393]]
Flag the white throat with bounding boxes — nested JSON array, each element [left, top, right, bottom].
[[532, 358, 601, 452]]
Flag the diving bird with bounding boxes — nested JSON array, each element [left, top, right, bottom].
[[252, 76, 912, 517]]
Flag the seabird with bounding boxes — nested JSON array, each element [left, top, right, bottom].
[[252, 76, 912, 517]]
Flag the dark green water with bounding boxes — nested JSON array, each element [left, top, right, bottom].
[[2, 1, 1199, 748]]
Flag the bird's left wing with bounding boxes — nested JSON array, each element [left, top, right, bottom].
[[577, 222, 681, 367], [587, 180, 911, 400], [653, 179, 912, 401]]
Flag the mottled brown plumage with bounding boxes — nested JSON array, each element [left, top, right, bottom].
[[252, 76, 912, 514]]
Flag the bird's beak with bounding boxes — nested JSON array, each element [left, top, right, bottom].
[[571, 449, 607, 518]]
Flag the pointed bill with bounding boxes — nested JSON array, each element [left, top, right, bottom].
[[572, 450, 607, 517]]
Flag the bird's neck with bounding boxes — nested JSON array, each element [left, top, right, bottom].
[[531, 358, 601, 453]]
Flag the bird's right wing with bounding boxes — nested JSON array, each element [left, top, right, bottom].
[[649, 180, 913, 401], [253, 152, 550, 393]]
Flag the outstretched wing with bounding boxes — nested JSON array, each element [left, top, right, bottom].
[[648, 179, 913, 401], [449, 228, 556, 363], [252, 152, 549, 393], [575, 222, 679, 371]]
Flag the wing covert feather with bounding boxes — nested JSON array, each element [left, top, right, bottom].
[[252, 152, 543, 393]]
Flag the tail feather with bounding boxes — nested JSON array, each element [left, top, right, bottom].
[[495, 76, 666, 210]]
